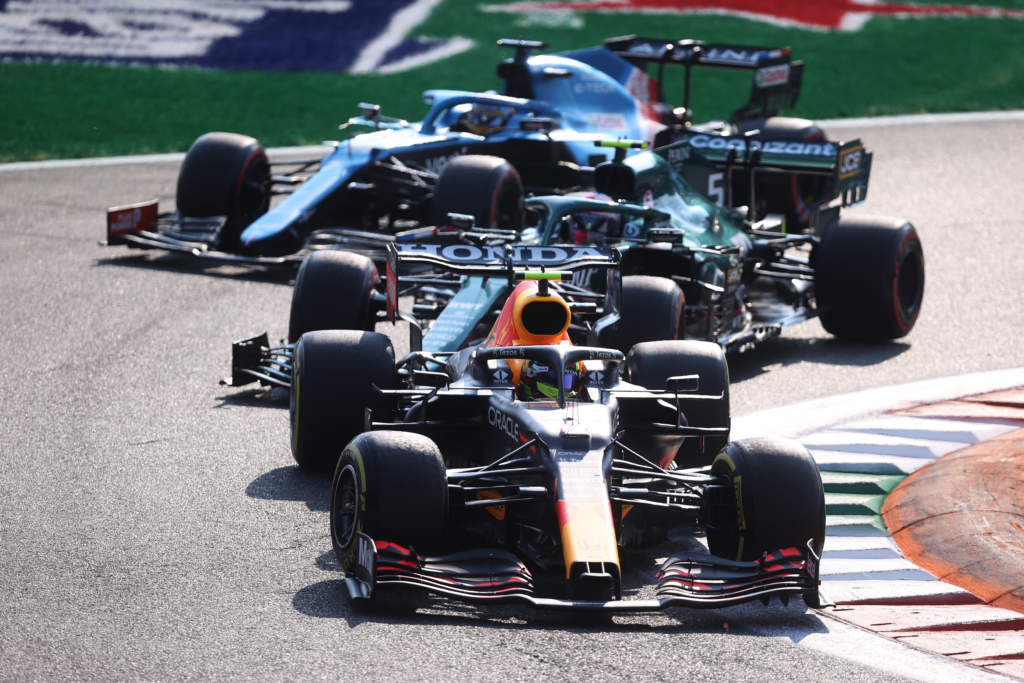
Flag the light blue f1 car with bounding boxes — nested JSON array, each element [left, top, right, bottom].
[[105, 36, 821, 265]]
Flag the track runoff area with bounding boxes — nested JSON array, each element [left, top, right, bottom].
[[733, 368, 1024, 679]]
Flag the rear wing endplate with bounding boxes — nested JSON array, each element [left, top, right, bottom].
[[602, 35, 803, 120]]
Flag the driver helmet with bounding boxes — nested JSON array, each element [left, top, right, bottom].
[[453, 105, 512, 136], [517, 360, 586, 401]]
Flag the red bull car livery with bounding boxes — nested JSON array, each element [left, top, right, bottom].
[[227, 243, 826, 612]]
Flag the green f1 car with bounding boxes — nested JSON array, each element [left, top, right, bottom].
[[463, 134, 925, 351]]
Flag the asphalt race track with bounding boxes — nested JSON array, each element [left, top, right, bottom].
[[1, 115, 1022, 680]]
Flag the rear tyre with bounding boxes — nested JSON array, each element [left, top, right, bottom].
[[815, 217, 925, 340], [288, 250, 380, 342], [706, 437, 825, 563], [734, 118, 830, 231], [331, 431, 448, 572], [625, 340, 729, 466], [290, 330, 394, 471], [176, 132, 270, 250], [432, 155, 524, 229], [603, 275, 683, 353]]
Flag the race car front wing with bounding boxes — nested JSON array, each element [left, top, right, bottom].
[[104, 199, 468, 269], [344, 532, 824, 611]]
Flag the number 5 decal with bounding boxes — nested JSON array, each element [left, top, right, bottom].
[[708, 172, 725, 206]]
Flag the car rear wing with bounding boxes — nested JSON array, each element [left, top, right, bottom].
[[659, 133, 872, 230], [385, 241, 623, 323], [602, 35, 803, 122], [389, 241, 622, 273]]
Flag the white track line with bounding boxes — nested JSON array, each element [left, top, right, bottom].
[[0, 145, 328, 173], [821, 109, 1024, 129], [731, 366, 1024, 441], [4, 110, 1024, 173]]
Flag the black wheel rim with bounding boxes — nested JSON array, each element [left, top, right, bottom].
[[332, 463, 359, 551], [236, 157, 271, 227]]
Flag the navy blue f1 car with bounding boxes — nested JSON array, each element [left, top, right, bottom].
[[324, 250, 825, 610], [228, 244, 827, 611]]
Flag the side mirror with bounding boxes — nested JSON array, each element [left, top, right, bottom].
[[520, 117, 558, 132], [445, 212, 476, 230], [413, 370, 450, 388], [647, 228, 684, 243], [359, 102, 381, 120], [665, 374, 699, 393]]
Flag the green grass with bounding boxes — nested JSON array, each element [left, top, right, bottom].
[[3, 0, 1024, 162]]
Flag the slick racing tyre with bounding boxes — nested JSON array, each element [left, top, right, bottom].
[[290, 330, 394, 471], [603, 275, 683, 353], [288, 250, 380, 342], [625, 339, 729, 466], [432, 155, 524, 229], [815, 217, 925, 341], [733, 118, 831, 231], [331, 431, 448, 572], [175, 132, 270, 250], [706, 437, 825, 563]]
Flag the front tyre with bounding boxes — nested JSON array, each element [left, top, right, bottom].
[[290, 330, 394, 471], [706, 437, 825, 563], [175, 132, 270, 250], [815, 217, 925, 340], [432, 155, 524, 229], [331, 431, 448, 572], [288, 250, 380, 342]]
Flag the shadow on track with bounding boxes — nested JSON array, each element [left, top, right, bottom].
[[215, 386, 289, 410], [727, 336, 911, 383], [94, 252, 297, 285], [246, 465, 329, 512]]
